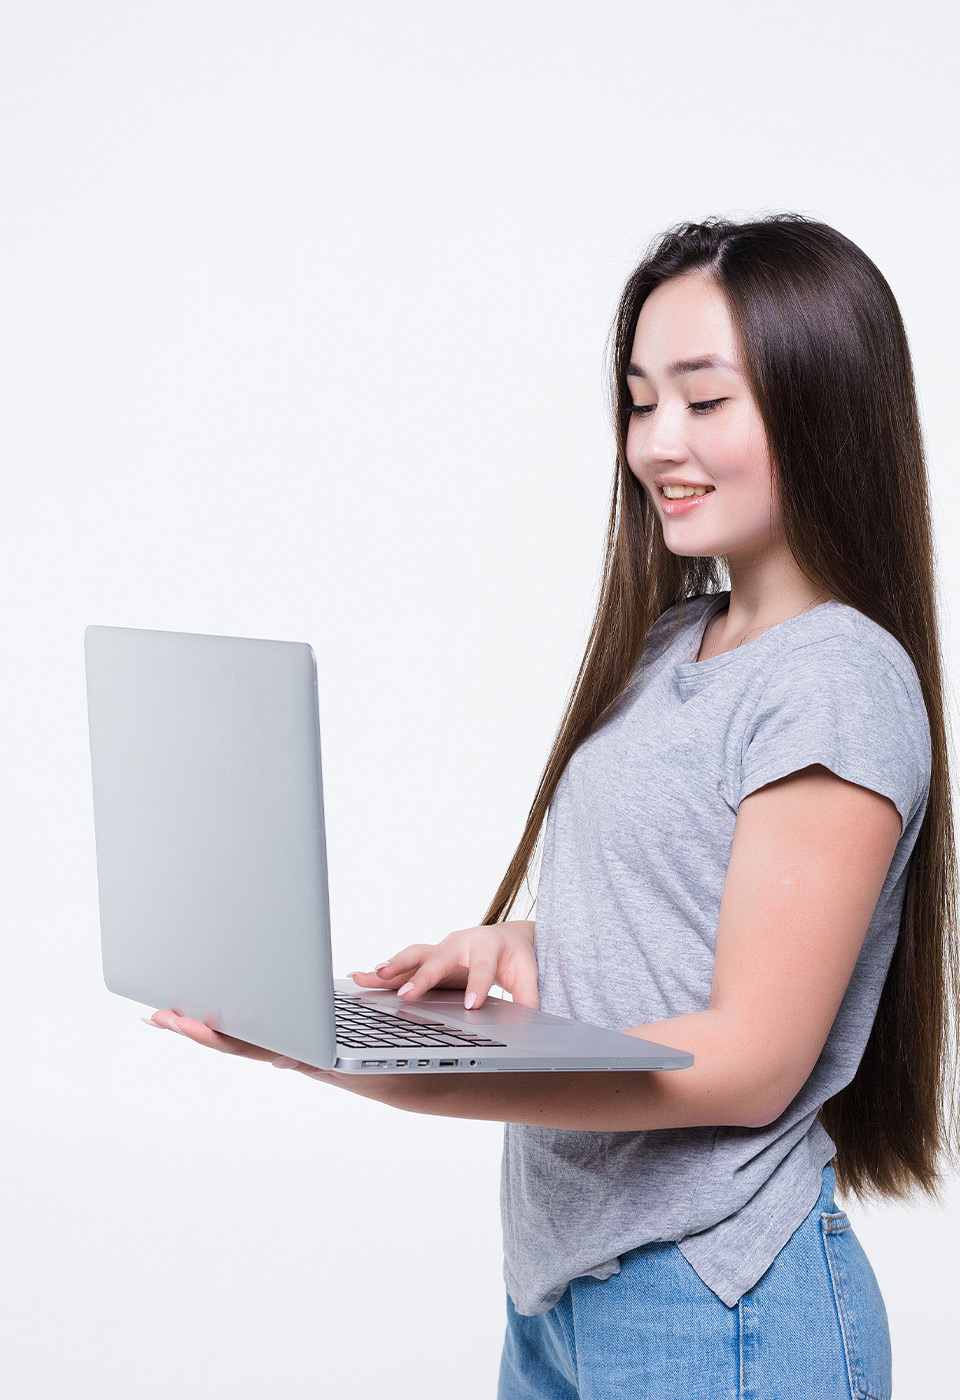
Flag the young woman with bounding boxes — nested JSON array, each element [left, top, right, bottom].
[[150, 216, 958, 1399]]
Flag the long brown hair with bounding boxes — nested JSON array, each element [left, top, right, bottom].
[[483, 215, 959, 1203]]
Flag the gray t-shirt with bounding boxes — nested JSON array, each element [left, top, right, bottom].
[[501, 592, 931, 1314]]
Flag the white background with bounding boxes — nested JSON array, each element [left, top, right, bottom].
[[2, 2, 958, 1395]]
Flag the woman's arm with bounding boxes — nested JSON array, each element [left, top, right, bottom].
[[156, 765, 902, 1131]]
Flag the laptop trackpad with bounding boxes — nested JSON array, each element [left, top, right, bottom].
[[375, 989, 545, 1027]]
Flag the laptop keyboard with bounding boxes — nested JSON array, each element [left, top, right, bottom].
[[334, 992, 507, 1050]]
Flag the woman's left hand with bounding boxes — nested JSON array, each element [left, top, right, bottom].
[[143, 1010, 444, 1109], [144, 1009, 323, 1071]]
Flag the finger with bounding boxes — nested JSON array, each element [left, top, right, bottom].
[[395, 952, 462, 1001], [462, 956, 498, 1010], [265, 1051, 333, 1073], [145, 1008, 187, 1035], [297, 1065, 341, 1083], [353, 947, 470, 991], [348, 947, 431, 988], [349, 969, 412, 989], [159, 1012, 277, 1061]]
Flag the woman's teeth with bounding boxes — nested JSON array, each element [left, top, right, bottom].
[[662, 485, 714, 498]]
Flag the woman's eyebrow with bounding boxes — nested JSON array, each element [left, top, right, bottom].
[[626, 355, 736, 379]]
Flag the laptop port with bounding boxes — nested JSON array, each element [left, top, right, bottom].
[[417, 1059, 430, 1067], [439, 1059, 457, 1067], [362, 1060, 387, 1068], [395, 1060, 409, 1067]]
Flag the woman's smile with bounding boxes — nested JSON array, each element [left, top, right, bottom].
[[656, 478, 717, 514], [659, 486, 716, 515]]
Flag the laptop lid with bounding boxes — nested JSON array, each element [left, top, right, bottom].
[[85, 625, 338, 1067]]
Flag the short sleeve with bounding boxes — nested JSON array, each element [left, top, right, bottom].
[[738, 635, 931, 832]]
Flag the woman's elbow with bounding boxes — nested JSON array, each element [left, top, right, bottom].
[[741, 1099, 787, 1130], [713, 1064, 793, 1130], [740, 1074, 800, 1129]]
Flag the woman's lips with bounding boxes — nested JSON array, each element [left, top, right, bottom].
[[660, 488, 715, 516]]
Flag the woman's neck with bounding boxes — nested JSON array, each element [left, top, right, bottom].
[[703, 548, 831, 659]]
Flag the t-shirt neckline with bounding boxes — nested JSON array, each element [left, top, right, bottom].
[[679, 592, 840, 673]]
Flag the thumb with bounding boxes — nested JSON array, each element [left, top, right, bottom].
[[504, 958, 540, 1010]]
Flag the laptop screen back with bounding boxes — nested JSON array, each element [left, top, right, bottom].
[[85, 625, 337, 1066]]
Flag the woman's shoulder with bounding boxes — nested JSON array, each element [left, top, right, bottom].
[[772, 600, 925, 706], [744, 601, 931, 828], [653, 591, 724, 633], [642, 592, 723, 664], [662, 591, 727, 618]]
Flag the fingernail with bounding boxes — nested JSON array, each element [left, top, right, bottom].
[[375, 962, 391, 973], [164, 1019, 184, 1034], [141, 1016, 164, 1029], [346, 971, 361, 979], [464, 991, 477, 1009], [397, 982, 414, 997], [272, 1056, 300, 1070]]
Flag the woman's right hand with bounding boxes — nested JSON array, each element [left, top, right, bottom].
[[348, 920, 539, 1010]]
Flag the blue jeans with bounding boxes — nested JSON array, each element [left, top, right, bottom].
[[498, 1165, 892, 1399]]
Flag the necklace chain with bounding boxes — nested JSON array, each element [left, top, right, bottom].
[[700, 592, 827, 662]]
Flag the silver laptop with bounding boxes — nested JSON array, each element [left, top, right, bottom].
[[84, 625, 693, 1076]]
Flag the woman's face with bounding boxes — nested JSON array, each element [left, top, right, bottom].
[[624, 273, 781, 563]]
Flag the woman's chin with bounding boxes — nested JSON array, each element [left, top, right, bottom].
[[660, 521, 775, 562], [660, 528, 722, 558]]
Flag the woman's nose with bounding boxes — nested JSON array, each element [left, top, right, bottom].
[[639, 409, 688, 466]]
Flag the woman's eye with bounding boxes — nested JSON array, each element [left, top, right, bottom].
[[629, 404, 655, 417], [689, 398, 726, 414]]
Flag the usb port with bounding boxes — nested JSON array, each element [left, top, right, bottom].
[[362, 1060, 387, 1068], [439, 1059, 457, 1067]]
